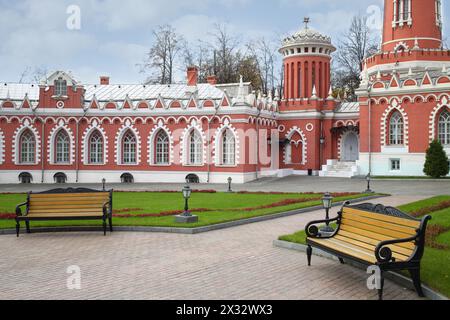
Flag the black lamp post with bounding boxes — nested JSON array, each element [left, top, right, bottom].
[[320, 192, 334, 233], [182, 184, 192, 217], [227, 177, 233, 193], [102, 178, 106, 191], [365, 174, 373, 193]]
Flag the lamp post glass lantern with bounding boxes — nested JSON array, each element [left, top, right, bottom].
[[182, 185, 192, 217], [320, 192, 335, 233], [227, 177, 233, 192]]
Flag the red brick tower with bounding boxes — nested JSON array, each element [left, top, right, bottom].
[[382, 0, 443, 52]]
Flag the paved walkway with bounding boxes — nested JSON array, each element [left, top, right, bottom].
[[1, 176, 448, 196], [0, 195, 426, 300]]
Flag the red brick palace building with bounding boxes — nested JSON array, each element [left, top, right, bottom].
[[0, 0, 449, 184]]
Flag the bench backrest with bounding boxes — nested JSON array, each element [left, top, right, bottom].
[[338, 203, 426, 262], [27, 188, 111, 216]]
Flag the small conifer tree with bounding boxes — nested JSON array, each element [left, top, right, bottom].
[[423, 140, 450, 178]]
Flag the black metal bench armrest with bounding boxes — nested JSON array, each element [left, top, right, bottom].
[[375, 214, 432, 263], [103, 201, 112, 216], [305, 215, 340, 238], [375, 235, 418, 263], [15, 202, 28, 217]]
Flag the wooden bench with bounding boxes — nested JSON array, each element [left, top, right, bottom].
[[15, 188, 113, 237], [305, 202, 431, 300]]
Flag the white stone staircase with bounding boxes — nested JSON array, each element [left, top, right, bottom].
[[319, 160, 359, 178]]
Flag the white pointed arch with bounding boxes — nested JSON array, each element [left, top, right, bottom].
[[284, 126, 307, 165], [181, 119, 206, 166], [381, 100, 409, 147], [47, 119, 75, 165], [213, 119, 240, 166], [114, 119, 141, 165], [81, 119, 109, 165], [12, 119, 41, 165], [429, 96, 450, 142], [148, 120, 174, 165]]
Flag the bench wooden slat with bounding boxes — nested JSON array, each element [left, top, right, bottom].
[[343, 207, 421, 228], [339, 224, 416, 250], [30, 196, 109, 203], [26, 213, 103, 218], [337, 229, 415, 254], [30, 193, 109, 199], [29, 208, 104, 214], [341, 217, 414, 239], [342, 212, 418, 236], [334, 235, 411, 261], [308, 238, 378, 264], [30, 204, 105, 210]]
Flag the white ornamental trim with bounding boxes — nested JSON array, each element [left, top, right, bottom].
[[180, 119, 207, 166], [284, 126, 307, 165], [0, 130, 4, 164], [47, 119, 75, 165], [12, 119, 41, 165], [380, 100, 409, 147], [429, 96, 449, 142], [148, 120, 174, 165], [213, 119, 240, 166], [115, 119, 142, 165], [81, 119, 109, 165]]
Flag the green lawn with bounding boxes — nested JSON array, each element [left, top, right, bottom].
[[279, 196, 450, 298], [0, 191, 372, 229]]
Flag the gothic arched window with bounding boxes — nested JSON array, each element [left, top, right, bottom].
[[89, 130, 104, 164], [389, 111, 404, 145], [55, 130, 70, 164], [122, 130, 137, 164], [438, 109, 450, 145], [20, 130, 36, 164], [222, 129, 236, 166], [55, 77, 67, 96], [188, 130, 203, 165], [155, 131, 169, 165]]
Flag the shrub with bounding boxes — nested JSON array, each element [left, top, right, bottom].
[[423, 140, 450, 178]]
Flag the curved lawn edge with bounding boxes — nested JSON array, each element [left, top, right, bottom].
[[273, 239, 448, 301], [0, 194, 386, 235]]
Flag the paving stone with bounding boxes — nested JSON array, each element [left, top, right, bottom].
[[0, 195, 425, 300]]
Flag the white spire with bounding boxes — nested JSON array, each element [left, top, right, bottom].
[[442, 65, 447, 74], [274, 87, 280, 101], [327, 85, 333, 99], [408, 67, 413, 77], [413, 37, 420, 50], [236, 75, 245, 103], [376, 69, 381, 80], [311, 85, 317, 99]]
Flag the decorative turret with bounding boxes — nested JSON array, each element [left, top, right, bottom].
[[279, 18, 336, 101], [382, 0, 443, 52]]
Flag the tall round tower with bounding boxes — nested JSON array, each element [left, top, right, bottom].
[[382, 0, 443, 52], [279, 19, 336, 102]]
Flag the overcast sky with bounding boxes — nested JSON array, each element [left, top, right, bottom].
[[0, 0, 448, 84]]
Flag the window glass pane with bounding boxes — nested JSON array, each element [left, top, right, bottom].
[[438, 110, 450, 145], [123, 131, 136, 164], [156, 131, 169, 164], [89, 131, 103, 164], [20, 131, 35, 164]]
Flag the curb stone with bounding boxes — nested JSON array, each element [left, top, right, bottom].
[[0, 195, 386, 236], [273, 239, 448, 301]]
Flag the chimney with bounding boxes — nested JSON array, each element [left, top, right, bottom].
[[207, 75, 217, 85], [187, 67, 198, 86], [100, 76, 110, 85]]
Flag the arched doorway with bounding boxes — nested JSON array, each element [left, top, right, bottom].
[[341, 131, 359, 161]]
